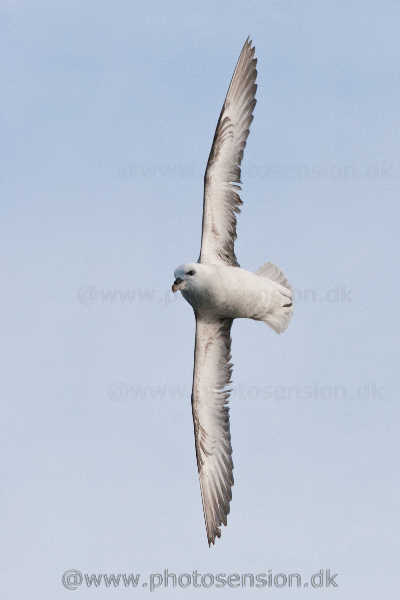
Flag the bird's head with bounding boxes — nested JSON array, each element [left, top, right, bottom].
[[172, 263, 201, 293]]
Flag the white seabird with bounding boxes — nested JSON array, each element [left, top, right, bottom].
[[172, 38, 293, 545]]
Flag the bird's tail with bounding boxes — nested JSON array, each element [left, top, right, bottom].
[[255, 262, 293, 334]]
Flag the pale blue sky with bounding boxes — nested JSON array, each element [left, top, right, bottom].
[[1, 1, 399, 597]]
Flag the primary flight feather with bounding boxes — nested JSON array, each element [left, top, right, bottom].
[[172, 38, 293, 546]]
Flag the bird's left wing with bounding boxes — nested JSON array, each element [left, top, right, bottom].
[[199, 38, 257, 267], [191, 316, 234, 545]]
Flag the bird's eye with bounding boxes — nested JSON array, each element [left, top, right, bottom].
[[187, 270, 195, 276]]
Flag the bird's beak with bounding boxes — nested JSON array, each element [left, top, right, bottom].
[[172, 277, 185, 293]]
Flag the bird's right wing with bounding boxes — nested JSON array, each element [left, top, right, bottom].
[[199, 38, 257, 267], [191, 317, 234, 545]]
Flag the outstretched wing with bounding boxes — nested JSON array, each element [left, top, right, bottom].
[[191, 317, 234, 545], [199, 38, 257, 267]]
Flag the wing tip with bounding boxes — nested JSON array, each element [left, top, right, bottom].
[[245, 36, 256, 57], [203, 474, 235, 547], [207, 526, 222, 547]]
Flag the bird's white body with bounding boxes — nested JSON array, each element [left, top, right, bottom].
[[175, 262, 292, 333]]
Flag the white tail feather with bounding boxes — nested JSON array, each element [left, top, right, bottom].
[[256, 262, 293, 334], [256, 261, 292, 290]]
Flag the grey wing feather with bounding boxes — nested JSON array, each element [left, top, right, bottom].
[[191, 317, 234, 545], [199, 38, 257, 267]]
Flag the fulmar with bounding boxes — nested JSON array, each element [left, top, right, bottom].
[[172, 38, 294, 546]]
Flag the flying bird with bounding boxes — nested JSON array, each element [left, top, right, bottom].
[[172, 38, 293, 545]]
